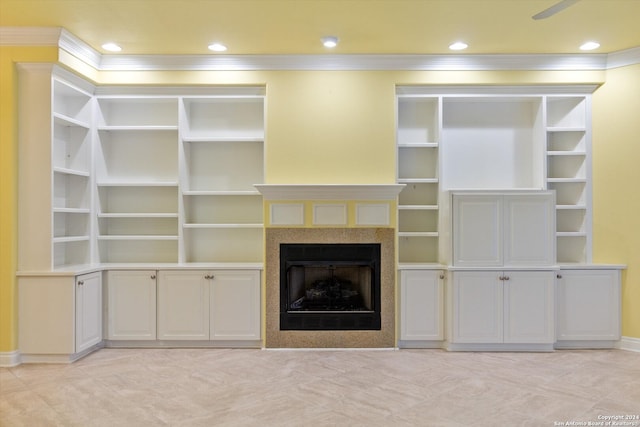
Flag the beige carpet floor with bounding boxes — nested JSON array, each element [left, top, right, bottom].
[[1, 348, 639, 426]]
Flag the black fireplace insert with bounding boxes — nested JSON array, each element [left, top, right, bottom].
[[280, 243, 381, 330]]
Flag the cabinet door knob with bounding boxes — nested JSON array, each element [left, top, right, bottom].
[[205, 275, 215, 280], [150, 275, 156, 280], [557, 274, 563, 279], [499, 276, 504, 281], [439, 274, 445, 280], [504, 276, 510, 281], [77, 280, 84, 286]]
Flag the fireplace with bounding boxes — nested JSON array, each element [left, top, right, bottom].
[[280, 243, 381, 330], [264, 228, 395, 348]]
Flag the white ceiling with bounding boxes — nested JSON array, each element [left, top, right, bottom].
[[1, 0, 639, 56]]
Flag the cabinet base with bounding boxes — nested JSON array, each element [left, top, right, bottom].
[[19, 342, 104, 364], [397, 340, 444, 349], [555, 340, 618, 349], [105, 340, 262, 349], [445, 342, 555, 352]]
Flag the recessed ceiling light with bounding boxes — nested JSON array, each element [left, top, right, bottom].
[[449, 41, 468, 51], [580, 41, 600, 51], [101, 42, 122, 52], [321, 36, 339, 48], [208, 43, 228, 52]]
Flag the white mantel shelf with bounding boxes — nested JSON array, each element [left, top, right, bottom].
[[254, 184, 405, 200]]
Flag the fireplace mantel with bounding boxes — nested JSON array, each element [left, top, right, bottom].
[[254, 184, 405, 200]]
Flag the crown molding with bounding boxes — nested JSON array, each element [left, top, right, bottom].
[[2, 27, 639, 71], [606, 46, 640, 69], [57, 28, 102, 69], [0, 26, 61, 45], [97, 53, 609, 71]]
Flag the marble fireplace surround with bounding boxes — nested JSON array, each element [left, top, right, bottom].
[[265, 227, 396, 348]]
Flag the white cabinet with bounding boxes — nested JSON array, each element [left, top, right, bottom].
[[106, 270, 157, 340], [556, 269, 621, 347], [106, 269, 261, 344], [18, 271, 102, 361], [452, 192, 555, 267], [210, 270, 261, 341], [157, 271, 210, 340], [399, 269, 444, 346], [449, 270, 554, 349], [156, 270, 261, 341], [75, 272, 103, 352]]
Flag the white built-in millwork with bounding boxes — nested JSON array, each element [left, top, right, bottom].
[[396, 86, 623, 351]]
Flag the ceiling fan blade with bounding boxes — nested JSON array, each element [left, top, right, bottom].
[[532, 0, 580, 20]]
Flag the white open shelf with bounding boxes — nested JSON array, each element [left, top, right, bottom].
[[181, 140, 263, 192], [96, 129, 178, 184], [96, 98, 178, 128], [182, 97, 264, 140]]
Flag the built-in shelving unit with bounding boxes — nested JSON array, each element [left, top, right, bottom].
[[20, 71, 266, 269], [396, 96, 441, 264], [396, 87, 595, 266], [95, 97, 180, 263], [545, 96, 590, 264], [51, 76, 94, 267], [180, 95, 265, 263]]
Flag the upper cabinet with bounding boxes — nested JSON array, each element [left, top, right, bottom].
[[396, 87, 595, 266], [452, 191, 556, 267]]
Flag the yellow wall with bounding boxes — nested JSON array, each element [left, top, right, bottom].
[[0, 46, 58, 352], [592, 63, 640, 338], [1, 46, 638, 353]]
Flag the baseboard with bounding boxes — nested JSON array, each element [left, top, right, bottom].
[[445, 342, 556, 352], [0, 350, 21, 367], [397, 340, 444, 349], [617, 336, 640, 352], [105, 340, 262, 349]]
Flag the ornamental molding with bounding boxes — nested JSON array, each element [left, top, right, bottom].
[[2, 27, 639, 71], [254, 184, 405, 201]]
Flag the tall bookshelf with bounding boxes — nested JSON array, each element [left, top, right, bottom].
[[396, 87, 595, 266]]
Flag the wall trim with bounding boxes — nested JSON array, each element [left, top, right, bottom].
[[606, 47, 640, 69], [617, 336, 640, 352], [255, 184, 405, 200], [0, 26, 61, 45], [2, 27, 639, 72], [0, 350, 21, 367]]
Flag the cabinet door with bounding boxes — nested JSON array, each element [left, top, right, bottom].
[[400, 270, 443, 341], [556, 270, 621, 341], [452, 195, 502, 267], [452, 271, 503, 343], [210, 270, 261, 340], [158, 271, 210, 340], [107, 270, 157, 340], [75, 272, 103, 353], [503, 271, 554, 343], [503, 195, 555, 266]]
